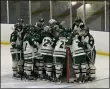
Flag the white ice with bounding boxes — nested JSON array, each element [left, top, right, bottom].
[[1, 45, 109, 88]]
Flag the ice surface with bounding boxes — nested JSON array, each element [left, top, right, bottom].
[[1, 45, 109, 88]]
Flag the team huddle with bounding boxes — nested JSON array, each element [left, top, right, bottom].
[[10, 17, 96, 83]]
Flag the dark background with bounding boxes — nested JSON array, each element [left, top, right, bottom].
[[1, 1, 109, 32]]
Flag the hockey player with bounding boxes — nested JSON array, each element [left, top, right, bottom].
[[23, 26, 39, 80], [35, 18, 45, 30], [53, 26, 67, 82], [31, 25, 43, 80], [16, 19, 26, 79], [72, 17, 85, 34], [10, 23, 24, 78], [34, 21, 46, 80], [71, 26, 96, 82], [40, 26, 54, 81], [38, 18, 45, 27], [10, 24, 20, 78], [29, 25, 40, 79], [77, 26, 96, 81]]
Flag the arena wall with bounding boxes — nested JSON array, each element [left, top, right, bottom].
[[1, 24, 109, 56]]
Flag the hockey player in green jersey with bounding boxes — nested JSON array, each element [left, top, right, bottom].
[[35, 18, 45, 34], [23, 26, 39, 80], [31, 24, 45, 80], [10, 25, 20, 78], [10, 22, 24, 78], [72, 17, 85, 34], [33, 20, 46, 80], [29, 25, 40, 80]]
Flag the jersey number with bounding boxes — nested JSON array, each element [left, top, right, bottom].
[[59, 41, 64, 48], [43, 39, 51, 47]]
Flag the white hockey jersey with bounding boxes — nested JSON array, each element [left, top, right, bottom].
[[41, 37, 53, 56], [33, 47, 39, 58], [53, 37, 67, 58], [71, 36, 86, 57], [23, 39, 33, 59]]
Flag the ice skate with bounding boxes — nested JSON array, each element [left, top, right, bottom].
[[12, 73, 20, 79]]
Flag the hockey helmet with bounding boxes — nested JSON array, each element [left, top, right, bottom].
[[17, 18, 24, 23], [39, 18, 44, 23], [48, 19, 57, 27], [78, 26, 89, 36], [44, 26, 50, 32], [79, 22, 85, 29], [75, 17, 82, 23], [14, 23, 22, 32]]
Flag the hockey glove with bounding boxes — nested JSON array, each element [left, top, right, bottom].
[[11, 42, 16, 48], [77, 36, 82, 41], [78, 41, 88, 49], [78, 42, 84, 47], [16, 45, 22, 50]]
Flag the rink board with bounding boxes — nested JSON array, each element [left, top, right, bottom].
[[1, 24, 109, 56]]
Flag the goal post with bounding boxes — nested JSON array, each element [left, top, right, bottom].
[[66, 46, 75, 83]]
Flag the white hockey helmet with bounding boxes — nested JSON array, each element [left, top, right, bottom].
[[44, 26, 50, 32], [48, 19, 57, 24], [79, 22, 85, 29]]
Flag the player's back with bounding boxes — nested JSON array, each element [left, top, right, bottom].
[[23, 34, 33, 59], [53, 37, 67, 58], [41, 37, 53, 56]]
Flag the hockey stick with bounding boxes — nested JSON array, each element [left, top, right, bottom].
[[82, 46, 94, 65], [20, 50, 24, 80], [52, 57, 56, 81], [66, 47, 70, 83], [77, 36, 95, 65], [31, 54, 36, 79]]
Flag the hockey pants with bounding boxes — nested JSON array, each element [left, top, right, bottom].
[[72, 55, 87, 79], [43, 55, 53, 77], [24, 58, 33, 76], [54, 57, 65, 78]]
